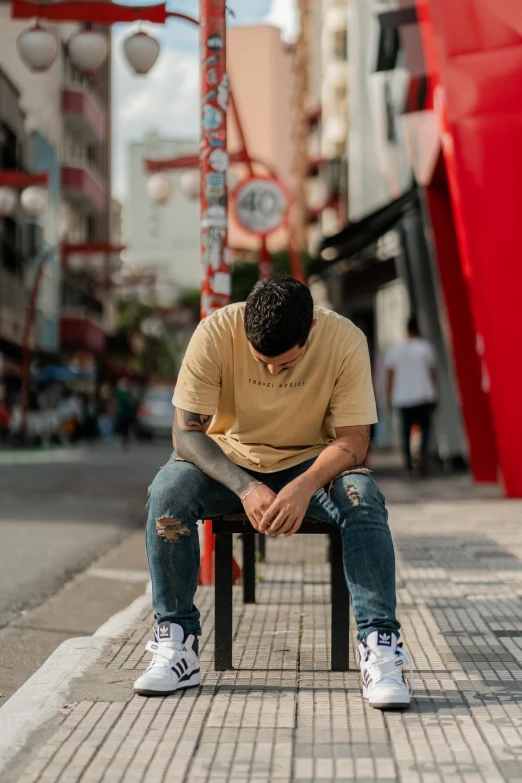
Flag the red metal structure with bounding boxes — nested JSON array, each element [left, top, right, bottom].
[[0, 172, 48, 187], [413, 0, 522, 496]]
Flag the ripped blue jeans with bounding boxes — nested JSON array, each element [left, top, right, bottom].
[[145, 456, 400, 642]]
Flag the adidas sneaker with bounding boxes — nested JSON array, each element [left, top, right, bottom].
[[357, 631, 413, 710], [134, 622, 201, 696]]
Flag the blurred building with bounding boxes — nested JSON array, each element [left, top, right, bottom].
[[305, 0, 522, 496], [307, 0, 468, 466], [123, 132, 200, 303], [0, 9, 114, 395], [227, 24, 294, 254]]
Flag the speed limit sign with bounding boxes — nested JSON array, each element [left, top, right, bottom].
[[233, 176, 289, 236]]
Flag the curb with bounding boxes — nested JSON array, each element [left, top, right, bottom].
[[0, 581, 152, 774]]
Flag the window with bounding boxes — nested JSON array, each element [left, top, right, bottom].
[[0, 122, 20, 170]]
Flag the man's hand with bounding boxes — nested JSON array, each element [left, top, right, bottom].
[[260, 479, 313, 538], [242, 483, 277, 532]]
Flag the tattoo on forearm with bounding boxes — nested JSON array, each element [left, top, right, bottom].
[[176, 408, 212, 433], [172, 407, 256, 497], [334, 444, 359, 467]]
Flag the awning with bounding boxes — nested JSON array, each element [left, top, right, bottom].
[[308, 188, 417, 277], [322, 187, 416, 251], [32, 365, 94, 382]]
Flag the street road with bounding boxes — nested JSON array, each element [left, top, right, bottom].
[[0, 440, 170, 706]]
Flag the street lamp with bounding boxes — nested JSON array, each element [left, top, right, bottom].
[[67, 25, 109, 74], [17, 23, 58, 72], [180, 170, 200, 201], [0, 187, 17, 217], [147, 173, 173, 205], [20, 185, 48, 217], [0, 172, 49, 216], [123, 30, 161, 75]]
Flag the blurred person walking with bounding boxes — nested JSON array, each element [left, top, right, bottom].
[[115, 378, 136, 448], [385, 316, 437, 476]]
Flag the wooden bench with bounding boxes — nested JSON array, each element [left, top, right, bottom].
[[211, 514, 351, 672]]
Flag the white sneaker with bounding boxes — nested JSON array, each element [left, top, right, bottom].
[[357, 631, 413, 710], [134, 622, 201, 696]]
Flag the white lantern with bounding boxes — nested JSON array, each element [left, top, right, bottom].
[[67, 253, 84, 273], [0, 187, 16, 217], [0, 187, 17, 218], [123, 31, 160, 75], [20, 186, 48, 217], [147, 173, 173, 204], [17, 24, 58, 73], [227, 171, 239, 191], [180, 170, 200, 201], [67, 26, 109, 74]]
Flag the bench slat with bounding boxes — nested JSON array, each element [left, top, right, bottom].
[[212, 515, 338, 536]]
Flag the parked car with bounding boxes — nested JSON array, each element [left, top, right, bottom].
[[136, 386, 174, 439]]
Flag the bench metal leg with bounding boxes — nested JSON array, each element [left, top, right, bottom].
[[257, 534, 266, 562], [330, 534, 350, 671], [214, 533, 233, 670], [242, 534, 256, 604]]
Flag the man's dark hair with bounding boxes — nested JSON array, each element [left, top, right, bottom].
[[407, 315, 420, 336], [244, 275, 314, 357]]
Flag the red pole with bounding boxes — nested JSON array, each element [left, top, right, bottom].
[[200, 0, 228, 585], [20, 247, 53, 443], [259, 236, 272, 279], [200, 0, 229, 320]]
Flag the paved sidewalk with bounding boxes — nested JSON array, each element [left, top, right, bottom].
[[6, 472, 522, 783]]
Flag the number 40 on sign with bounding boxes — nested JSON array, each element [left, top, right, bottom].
[[232, 176, 289, 237]]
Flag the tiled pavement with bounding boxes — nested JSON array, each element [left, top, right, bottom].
[[10, 472, 522, 782]]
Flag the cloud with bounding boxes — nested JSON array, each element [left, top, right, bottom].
[[264, 0, 299, 42]]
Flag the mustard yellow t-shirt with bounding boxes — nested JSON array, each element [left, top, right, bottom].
[[173, 303, 377, 473]]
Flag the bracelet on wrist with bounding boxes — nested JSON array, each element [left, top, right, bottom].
[[240, 482, 262, 503]]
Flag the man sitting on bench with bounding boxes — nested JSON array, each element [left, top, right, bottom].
[[134, 275, 413, 710]]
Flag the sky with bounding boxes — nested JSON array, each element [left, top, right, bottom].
[[112, 0, 298, 201]]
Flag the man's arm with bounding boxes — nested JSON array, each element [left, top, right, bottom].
[[173, 407, 276, 529], [260, 424, 371, 537]]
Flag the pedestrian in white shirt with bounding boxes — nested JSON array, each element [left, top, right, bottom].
[[385, 317, 437, 475]]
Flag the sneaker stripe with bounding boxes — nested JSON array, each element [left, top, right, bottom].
[[179, 667, 200, 683]]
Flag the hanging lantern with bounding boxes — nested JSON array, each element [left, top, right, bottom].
[[227, 170, 239, 191], [123, 31, 160, 75], [17, 23, 58, 73], [147, 173, 173, 204], [180, 170, 200, 201], [67, 25, 109, 74], [0, 187, 17, 218], [20, 186, 48, 217], [67, 253, 84, 273]]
